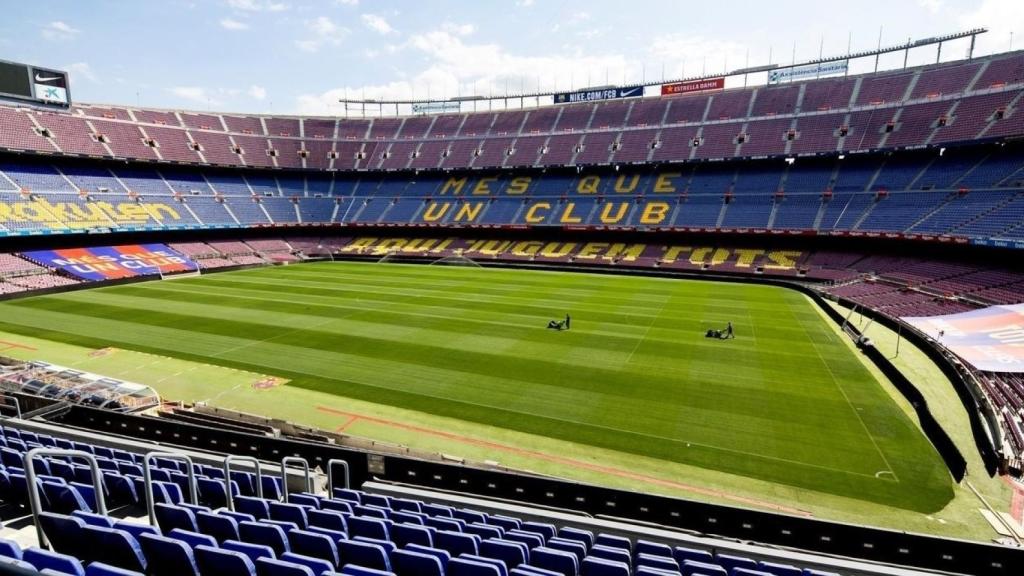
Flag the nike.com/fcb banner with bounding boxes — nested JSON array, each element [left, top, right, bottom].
[[903, 304, 1024, 373], [22, 244, 198, 281], [554, 86, 644, 104]]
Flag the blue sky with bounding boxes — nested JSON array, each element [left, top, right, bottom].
[[2, 0, 1021, 115]]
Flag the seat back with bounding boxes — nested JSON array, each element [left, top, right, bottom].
[[281, 551, 334, 575], [480, 539, 528, 568], [82, 525, 147, 572], [337, 540, 390, 572], [434, 530, 479, 557], [38, 512, 86, 558], [168, 528, 217, 550], [581, 556, 630, 576], [270, 501, 310, 529], [195, 545, 257, 576], [239, 521, 290, 556], [287, 529, 338, 567], [391, 548, 443, 576], [23, 546, 85, 576], [531, 547, 578, 576], [308, 509, 348, 533], [154, 503, 198, 533], [197, 511, 240, 543], [138, 533, 200, 576], [392, 523, 434, 548], [448, 557, 502, 576], [254, 557, 315, 576], [223, 539, 277, 565]]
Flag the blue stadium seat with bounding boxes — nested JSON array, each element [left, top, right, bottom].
[[114, 520, 160, 542], [72, 510, 114, 528], [167, 528, 217, 550], [321, 500, 354, 515], [239, 521, 290, 556], [674, 547, 714, 566], [308, 509, 348, 533], [281, 551, 335, 575], [197, 510, 240, 543], [681, 559, 728, 576], [589, 545, 630, 566], [84, 562, 145, 576], [195, 544, 257, 576], [520, 521, 556, 541], [348, 516, 391, 541], [581, 556, 630, 576], [289, 493, 321, 509], [38, 512, 87, 558], [715, 554, 757, 573], [466, 522, 503, 540], [82, 525, 147, 572], [503, 530, 544, 549], [270, 501, 310, 529], [637, 553, 680, 573], [636, 540, 674, 558], [391, 511, 424, 525], [557, 527, 594, 549], [391, 548, 444, 576], [223, 539, 277, 564], [0, 539, 21, 560], [392, 523, 434, 547], [236, 495, 271, 520], [487, 516, 521, 532], [594, 534, 631, 551], [139, 532, 200, 576], [459, 554, 509, 576], [448, 557, 503, 576], [425, 516, 464, 532], [338, 540, 391, 572], [287, 529, 338, 566], [733, 569, 776, 576], [531, 547, 579, 576], [155, 503, 198, 533], [480, 538, 528, 568], [434, 530, 480, 557], [547, 538, 587, 563], [23, 546, 85, 576], [758, 561, 802, 576], [336, 567, 397, 576], [404, 544, 451, 571], [452, 508, 486, 524], [255, 557, 315, 576]]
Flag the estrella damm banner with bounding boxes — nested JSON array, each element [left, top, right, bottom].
[[903, 303, 1024, 373], [22, 244, 198, 281], [0, 197, 183, 230]]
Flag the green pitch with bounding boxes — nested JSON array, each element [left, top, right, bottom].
[[0, 262, 953, 512]]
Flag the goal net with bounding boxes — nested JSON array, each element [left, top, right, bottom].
[[140, 265, 202, 281], [375, 249, 404, 264], [429, 254, 482, 267]]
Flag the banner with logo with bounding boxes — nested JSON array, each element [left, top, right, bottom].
[[661, 77, 725, 96], [902, 304, 1024, 373], [22, 244, 198, 281], [411, 101, 461, 115], [31, 67, 70, 105], [768, 60, 848, 84], [554, 86, 644, 104]]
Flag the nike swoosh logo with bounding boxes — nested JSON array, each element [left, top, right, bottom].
[[35, 74, 62, 83]]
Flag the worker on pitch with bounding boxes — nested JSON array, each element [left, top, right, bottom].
[[547, 314, 571, 331]]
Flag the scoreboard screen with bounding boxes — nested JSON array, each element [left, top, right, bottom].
[[0, 59, 70, 106]]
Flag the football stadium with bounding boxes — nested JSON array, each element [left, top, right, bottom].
[[0, 2, 1022, 575]]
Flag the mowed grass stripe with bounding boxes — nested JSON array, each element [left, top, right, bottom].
[[0, 262, 953, 511]]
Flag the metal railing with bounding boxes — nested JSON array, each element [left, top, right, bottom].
[[143, 452, 197, 526], [280, 456, 311, 502], [327, 458, 350, 497], [223, 455, 262, 511], [25, 448, 106, 549]]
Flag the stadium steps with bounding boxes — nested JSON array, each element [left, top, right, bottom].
[[221, 202, 242, 226], [978, 91, 1024, 140], [905, 156, 939, 190], [906, 191, 960, 231], [874, 107, 903, 149], [949, 192, 1023, 234], [766, 197, 781, 229], [714, 198, 729, 228], [949, 150, 995, 189], [964, 58, 992, 93], [851, 196, 882, 230]]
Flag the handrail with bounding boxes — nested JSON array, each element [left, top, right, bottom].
[[223, 455, 263, 511], [280, 456, 311, 502], [25, 448, 106, 549], [143, 452, 197, 526], [0, 396, 21, 419], [327, 458, 350, 496]]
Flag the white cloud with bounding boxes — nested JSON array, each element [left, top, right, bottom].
[[226, 0, 288, 11], [516, 0, 535, 6], [957, 0, 1024, 55], [648, 34, 751, 77], [441, 21, 475, 37], [335, 0, 358, 5], [295, 29, 631, 114], [170, 86, 216, 105], [248, 85, 266, 100], [65, 62, 98, 83], [917, 0, 944, 13], [41, 21, 80, 41], [295, 16, 349, 53], [361, 13, 396, 35], [220, 18, 249, 30]]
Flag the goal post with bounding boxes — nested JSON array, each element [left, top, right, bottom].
[[138, 264, 202, 280], [429, 254, 482, 267]]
